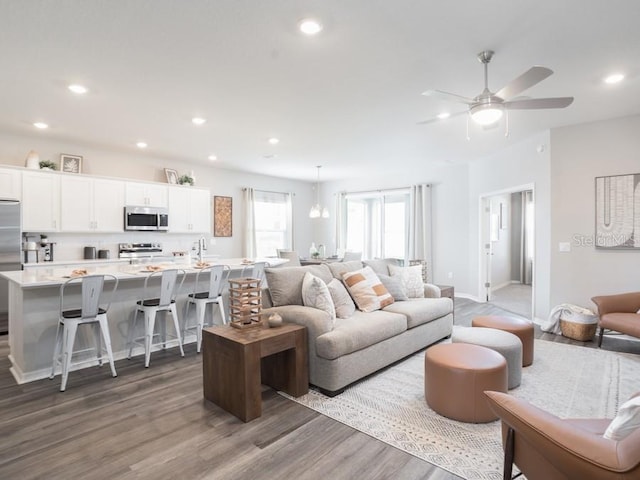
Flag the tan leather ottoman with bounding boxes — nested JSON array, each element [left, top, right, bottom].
[[424, 343, 507, 423], [472, 315, 534, 366]]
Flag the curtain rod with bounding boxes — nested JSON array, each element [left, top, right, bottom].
[[339, 185, 430, 195], [242, 187, 296, 196]]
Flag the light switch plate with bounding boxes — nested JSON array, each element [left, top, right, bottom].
[[559, 242, 571, 252]]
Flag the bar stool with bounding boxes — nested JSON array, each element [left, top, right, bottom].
[[183, 264, 229, 353], [127, 269, 185, 367], [50, 274, 119, 392]]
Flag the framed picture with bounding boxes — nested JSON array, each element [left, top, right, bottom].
[[214, 196, 232, 237], [164, 168, 178, 184], [595, 173, 640, 249], [60, 154, 82, 173]]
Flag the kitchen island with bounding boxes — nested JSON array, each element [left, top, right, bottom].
[[1, 258, 286, 384]]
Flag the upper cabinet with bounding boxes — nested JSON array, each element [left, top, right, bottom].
[[168, 186, 211, 233], [0, 168, 22, 200], [60, 176, 125, 232], [22, 171, 60, 232], [125, 182, 168, 207]]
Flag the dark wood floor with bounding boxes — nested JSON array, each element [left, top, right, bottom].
[[0, 299, 637, 480]]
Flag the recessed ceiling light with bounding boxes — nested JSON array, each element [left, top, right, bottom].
[[136, 141, 147, 149], [268, 137, 280, 145], [33, 122, 49, 129], [68, 84, 88, 94], [192, 117, 206, 125], [299, 19, 323, 35], [604, 73, 625, 84], [437, 112, 451, 120], [208, 154, 217, 161]]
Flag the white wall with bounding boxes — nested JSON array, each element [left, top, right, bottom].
[[316, 163, 471, 292], [468, 131, 551, 320], [549, 114, 640, 309], [0, 130, 315, 260]]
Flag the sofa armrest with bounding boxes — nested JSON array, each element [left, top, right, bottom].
[[591, 292, 640, 316], [485, 391, 640, 473], [424, 283, 441, 298], [262, 305, 333, 342]]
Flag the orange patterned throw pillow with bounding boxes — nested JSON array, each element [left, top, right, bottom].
[[342, 266, 394, 313]]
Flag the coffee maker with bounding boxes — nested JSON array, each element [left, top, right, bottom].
[[40, 235, 55, 262]]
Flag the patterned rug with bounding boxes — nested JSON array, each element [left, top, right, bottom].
[[282, 340, 640, 480]]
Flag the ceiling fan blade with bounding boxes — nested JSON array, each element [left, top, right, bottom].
[[504, 97, 574, 110], [495, 66, 553, 100], [416, 110, 467, 125], [422, 89, 474, 105]]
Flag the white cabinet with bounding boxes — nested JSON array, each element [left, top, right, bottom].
[[60, 176, 125, 232], [125, 182, 168, 207], [22, 171, 60, 232], [0, 168, 22, 200], [168, 186, 211, 233]]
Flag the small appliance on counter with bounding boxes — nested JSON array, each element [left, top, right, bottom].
[[84, 246, 97, 260], [98, 249, 110, 259], [118, 242, 163, 259], [41, 236, 55, 262]]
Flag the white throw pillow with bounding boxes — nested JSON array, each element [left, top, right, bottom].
[[302, 272, 336, 321], [388, 264, 425, 298], [604, 396, 640, 441], [327, 279, 356, 319]]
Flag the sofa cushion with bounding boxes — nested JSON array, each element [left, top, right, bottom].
[[315, 310, 408, 360], [600, 313, 640, 338], [604, 395, 640, 440], [388, 264, 425, 298], [327, 260, 364, 279], [342, 266, 394, 312], [363, 258, 399, 276], [383, 297, 452, 329], [302, 272, 336, 321], [265, 265, 333, 307], [378, 274, 409, 301], [327, 279, 356, 319]]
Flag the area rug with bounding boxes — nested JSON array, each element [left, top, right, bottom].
[[282, 340, 640, 480]]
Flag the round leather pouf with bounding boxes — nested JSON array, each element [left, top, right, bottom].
[[452, 326, 522, 389], [472, 315, 535, 366], [424, 343, 507, 423]]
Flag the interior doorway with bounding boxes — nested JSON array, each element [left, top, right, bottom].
[[480, 186, 534, 319]]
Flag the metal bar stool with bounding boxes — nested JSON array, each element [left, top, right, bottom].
[[50, 274, 119, 392], [182, 264, 230, 353], [127, 268, 185, 367]]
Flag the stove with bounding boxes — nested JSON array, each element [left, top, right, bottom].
[[118, 242, 163, 258]]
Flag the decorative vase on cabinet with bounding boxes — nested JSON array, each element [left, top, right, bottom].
[[25, 150, 39, 169]]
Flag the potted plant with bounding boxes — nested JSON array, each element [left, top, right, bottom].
[[39, 160, 57, 171], [178, 174, 194, 186]]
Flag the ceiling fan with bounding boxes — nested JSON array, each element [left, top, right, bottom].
[[419, 50, 574, 127]]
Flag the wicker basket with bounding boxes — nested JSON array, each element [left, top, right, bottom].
[[559, 320, 597, 342]]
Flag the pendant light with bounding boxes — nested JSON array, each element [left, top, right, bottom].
[[310, 166, 329, 219]]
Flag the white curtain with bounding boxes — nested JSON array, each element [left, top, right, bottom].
[[335, 192, 346, 256], [243, 187, 256, 258], [408, 184, 433, 282], [520, 190, 534, 285], [285, 192, 293, 250]]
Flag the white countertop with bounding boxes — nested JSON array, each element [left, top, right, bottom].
[[1, 257, 287, 288]]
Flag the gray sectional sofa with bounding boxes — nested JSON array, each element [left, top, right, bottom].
[[262, 259, 454, 396]]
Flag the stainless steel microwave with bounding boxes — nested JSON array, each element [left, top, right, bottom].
[[124, 206, 169, 231]]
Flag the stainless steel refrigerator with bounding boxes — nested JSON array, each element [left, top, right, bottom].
[[0, 199, 21, 334]]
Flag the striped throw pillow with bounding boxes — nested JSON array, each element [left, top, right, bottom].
[[342, 266, 394, 313]]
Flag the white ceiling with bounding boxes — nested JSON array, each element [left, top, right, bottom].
[[1, 1, 639, 181]]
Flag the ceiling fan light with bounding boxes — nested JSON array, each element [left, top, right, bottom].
[[470, 104, 504, 125], [321, 207, 330, 218]]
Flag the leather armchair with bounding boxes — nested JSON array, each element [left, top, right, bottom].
[[591, 292, 640, 347], [485, 391, 640, 480]]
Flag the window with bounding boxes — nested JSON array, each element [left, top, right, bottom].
[[253, 190, 292, 257], [342, 190, 410, 261]]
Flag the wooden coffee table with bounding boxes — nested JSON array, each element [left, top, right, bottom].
[[202, 323, 308, 422]]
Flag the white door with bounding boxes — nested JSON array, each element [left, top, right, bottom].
[[22, 171, 60, 232], [93, 179, 125, 232], [168, 186, 190, 232], [0, 168, 22, 200], [189, 188, 211, 233], [60, 176, 93, 231]]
